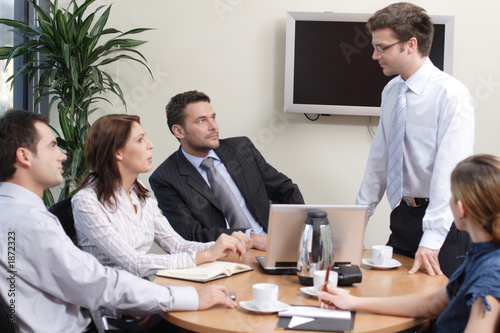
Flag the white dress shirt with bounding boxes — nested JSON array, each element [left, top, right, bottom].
[[356, 58, 474, 250], [72, 181, 213, 278], [182, 149, 267, 235], [0, 182, 198, 333]]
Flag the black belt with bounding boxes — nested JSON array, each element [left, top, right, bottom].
[[402, 197, 429, 207]]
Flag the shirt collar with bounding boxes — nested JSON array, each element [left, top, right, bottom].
[[402, 57, 434, 96], [0, 182, 46, 209], [181, 148, 220, 169], [468, 240, 500, 255]]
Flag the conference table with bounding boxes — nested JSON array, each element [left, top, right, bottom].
[[154, 249, 448, 333]]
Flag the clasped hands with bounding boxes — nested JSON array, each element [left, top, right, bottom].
[[197, 231, 252, 264]]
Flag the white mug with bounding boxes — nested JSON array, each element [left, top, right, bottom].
[[313, 270, 338, 292], [252, 283, 278, 310], [371, 245, 393, 266]]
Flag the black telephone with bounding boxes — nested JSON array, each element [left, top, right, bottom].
[[333, 264, 363, 286]]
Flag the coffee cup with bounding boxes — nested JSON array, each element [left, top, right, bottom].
[[371, 245, 393, 266], [313, 270, 338, 292], [252, 283, 278, 310]]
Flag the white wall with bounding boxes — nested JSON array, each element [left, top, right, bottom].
[[71, 0, 500, 248]]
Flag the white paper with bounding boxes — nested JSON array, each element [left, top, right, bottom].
[[288, 316, 315, 328], [278, 306, 351, 320]]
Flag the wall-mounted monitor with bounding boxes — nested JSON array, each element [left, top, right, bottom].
[[284, 12, 455, 116]]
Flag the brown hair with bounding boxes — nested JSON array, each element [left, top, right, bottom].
[[165, 90, 211, 137], [0, 110, 49, 181], [80, 114, 148, 208], [367, 2, 434, 57], [451, 154, 500, 244]]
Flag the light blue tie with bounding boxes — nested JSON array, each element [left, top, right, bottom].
[[387, 81, 409, 209]]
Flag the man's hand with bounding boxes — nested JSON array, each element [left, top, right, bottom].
[[408, 246, 442, 276], [198, 284, 237, 310], [250, 234, 267, 250]]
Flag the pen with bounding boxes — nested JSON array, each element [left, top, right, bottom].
[[320, 265, 331, 309]]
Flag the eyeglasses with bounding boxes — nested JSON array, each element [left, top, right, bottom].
[[372, 40, 404, 53]]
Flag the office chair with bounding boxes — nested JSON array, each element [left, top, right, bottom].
[[48, 197, 78, 245], [0, 296, 17, 333]]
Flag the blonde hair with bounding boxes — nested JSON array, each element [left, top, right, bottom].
[[451, 154, 500, 243]]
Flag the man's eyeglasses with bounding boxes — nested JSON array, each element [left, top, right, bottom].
[[372, 40, 404, 53]]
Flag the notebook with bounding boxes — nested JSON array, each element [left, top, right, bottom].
[[157, 261, 253, 283], [256, 204, 367, 274], [276, 306, 355, 332]]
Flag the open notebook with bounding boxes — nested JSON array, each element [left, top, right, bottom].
[[156, 260, 253, 283]]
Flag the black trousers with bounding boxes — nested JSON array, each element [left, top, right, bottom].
[[387, 200, 470, 278], [106, 314, 177, 332], [86, 314, 177, 333]]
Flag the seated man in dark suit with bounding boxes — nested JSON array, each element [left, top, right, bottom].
[[150, 91, 304, 250]]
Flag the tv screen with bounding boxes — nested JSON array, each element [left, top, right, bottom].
[[284, 12, 454, 116]]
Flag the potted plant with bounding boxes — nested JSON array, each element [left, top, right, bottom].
[[0, 0, 152, 205]]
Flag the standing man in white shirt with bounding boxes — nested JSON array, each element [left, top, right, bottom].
[[0, 110, 237, 333], [357, 2, 474, 277]]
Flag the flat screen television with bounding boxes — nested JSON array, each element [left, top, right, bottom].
[[283, 12, 455, 116]]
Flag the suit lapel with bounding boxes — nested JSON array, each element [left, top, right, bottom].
[[216, 140, 255, 213], [175, 148, 222, 211]]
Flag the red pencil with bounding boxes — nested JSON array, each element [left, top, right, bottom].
[[320, 265, 331, 308]]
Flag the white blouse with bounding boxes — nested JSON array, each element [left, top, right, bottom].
[[72, 181, 213, 277]]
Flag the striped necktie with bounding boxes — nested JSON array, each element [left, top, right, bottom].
[[387, 81, 409, 209], [200, 157, 252, 229]]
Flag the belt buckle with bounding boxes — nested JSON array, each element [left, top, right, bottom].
[[403, 197, 418, 207]]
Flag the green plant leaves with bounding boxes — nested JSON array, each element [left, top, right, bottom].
[[1, 0, 152, 206]]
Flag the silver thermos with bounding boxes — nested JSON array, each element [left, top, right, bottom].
[[297, 210, 334, 285]]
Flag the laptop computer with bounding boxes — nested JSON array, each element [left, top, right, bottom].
[[256, 204, 367, 274]]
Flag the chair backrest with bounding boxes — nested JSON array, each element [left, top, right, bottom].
[[48, 198, 77, 245], [0, 296, 17, 333]]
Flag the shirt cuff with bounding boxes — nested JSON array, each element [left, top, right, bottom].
[[419, 229, 447, 251], [168, 286, 199, 311], [187, 250, 197, 266]]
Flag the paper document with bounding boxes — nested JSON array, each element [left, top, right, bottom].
[[279, 306, 351, 320], [288, 316, 315, 328]]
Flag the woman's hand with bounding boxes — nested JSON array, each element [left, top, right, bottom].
[[197, 232, 252, 264], [317, 285, 358, 311]]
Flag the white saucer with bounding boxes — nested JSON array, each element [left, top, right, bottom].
[[239, 300, 290, 314], [300, 286, 351, 297], [362, 258, 402, 269]]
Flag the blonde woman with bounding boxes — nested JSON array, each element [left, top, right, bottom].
[[319, 155, 500, 332]]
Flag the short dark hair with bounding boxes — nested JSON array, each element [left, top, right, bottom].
[[165, 90, 211, 136], [0, 110, 49, 182], [367, 2, 434, 57], [80, 114, 148, 208]]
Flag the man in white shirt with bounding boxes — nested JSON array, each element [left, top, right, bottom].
[[0, 110, 237, 333], [357, 3, 474, 277]]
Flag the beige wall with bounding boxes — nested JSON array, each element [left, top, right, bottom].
[[65, 0, 500, 248]]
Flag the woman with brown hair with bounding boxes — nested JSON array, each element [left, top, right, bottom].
[[319, 154, 500, 332], [72, 114, 251, 278]]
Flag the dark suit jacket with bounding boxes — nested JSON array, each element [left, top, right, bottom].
[[149, 136, 304, 242]]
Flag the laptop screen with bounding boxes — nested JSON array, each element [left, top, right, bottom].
[[261, 204, 367, 270]]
